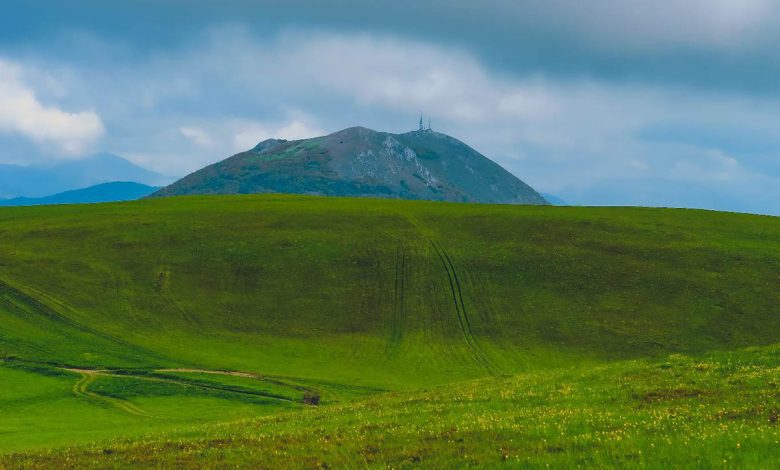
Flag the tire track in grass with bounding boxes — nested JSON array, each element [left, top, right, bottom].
[[116, 372, 300, 403], [385, 243, 406, 358], [69, 369, 149, 417], [397, 211, 499, 375], [155, 368, 316, 396], [0, 278, 168, 363], [67, 367, 301, 414], [0, 281, 101, 336], [20, 359, 311, 408], [429, 240, 500, 375], [394, 211, 450, 368]]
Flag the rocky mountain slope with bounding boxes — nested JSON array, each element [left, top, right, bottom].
[[152, 127, 548, 205]]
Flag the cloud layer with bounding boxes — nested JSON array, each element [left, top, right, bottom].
[[0, 60, 103, 155], [0, 2, 779, 215]]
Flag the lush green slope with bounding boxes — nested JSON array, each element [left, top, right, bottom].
[[0, 195, 779, 456], [4, 345, 778, 468]]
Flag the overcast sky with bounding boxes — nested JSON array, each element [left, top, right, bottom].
[[1, 0, 780, 215]]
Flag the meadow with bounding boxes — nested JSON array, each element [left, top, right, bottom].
[[0, 195, 778, 467], [4, 345, 778, 468]]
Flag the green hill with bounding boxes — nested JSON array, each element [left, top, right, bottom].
[[151, 127, 549, 205], [0, 195, 778, 464]]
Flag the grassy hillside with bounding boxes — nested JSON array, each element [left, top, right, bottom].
[[4, 345, 778, 468], [0, 195, 779, 459]]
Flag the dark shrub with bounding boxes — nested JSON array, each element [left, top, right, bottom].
[[303, 391, 320, 406]]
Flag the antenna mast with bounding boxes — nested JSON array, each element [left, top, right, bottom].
[[419, 115, 424, 131]]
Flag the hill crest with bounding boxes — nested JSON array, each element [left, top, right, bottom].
[[152, 127, 548, 205]]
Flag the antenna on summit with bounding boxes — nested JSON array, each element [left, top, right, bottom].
[[419, 114, 424, 131]]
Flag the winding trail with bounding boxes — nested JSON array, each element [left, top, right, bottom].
[[4, 357, 328, 415], [156, 368, 256, 378], [155, 368, 314, 394], [68, 369, 149, 417], [65, 368, 302, 404], [63, 366, 312, 414], [65, 366, 302, 418]]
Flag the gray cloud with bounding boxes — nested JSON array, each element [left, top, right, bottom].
[[6, 1, 780, 94], [0, 59, 103, 154], [0, 3, 779, 215]]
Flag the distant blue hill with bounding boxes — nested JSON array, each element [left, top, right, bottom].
[[0, 153, 174, 199], [555, 177, 780, 217], [541, 193, 568, 206], [0, 182, 159, 207]]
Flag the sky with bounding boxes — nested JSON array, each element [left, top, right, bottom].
[[1, 0, 779, 215]]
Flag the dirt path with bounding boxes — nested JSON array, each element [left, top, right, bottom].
[[155, 368, 314, 394], [156, 368, 256, 378], [65, 366, 301, 413], [68, 369, 149, 417]]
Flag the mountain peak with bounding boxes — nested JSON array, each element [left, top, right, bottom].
[[329, 126, 382, 139], [152, 126, 548, 205], [338, 126, 376, 133], [252, 139, 287, 154], [88, 152, 129, 163]]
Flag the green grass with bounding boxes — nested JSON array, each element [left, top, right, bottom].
[[0, 361, 299, 452], [3, 345, 778, 468], [0, 194, 778, 466]]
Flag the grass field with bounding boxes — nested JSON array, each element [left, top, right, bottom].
[[0, 195, 778, 467], [4, 345, 778, 468]]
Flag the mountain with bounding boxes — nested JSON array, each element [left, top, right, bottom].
[[541, 192, 568, 205], [152, 127, 548, 205], [0, 182, 159, 207], [0, 153, 173, 199]]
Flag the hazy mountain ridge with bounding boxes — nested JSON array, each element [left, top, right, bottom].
[[152, 127, 548, 205], [0, 182, 159, 207], [541, 193, 568, 206], [0, 153, 173, 199]]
